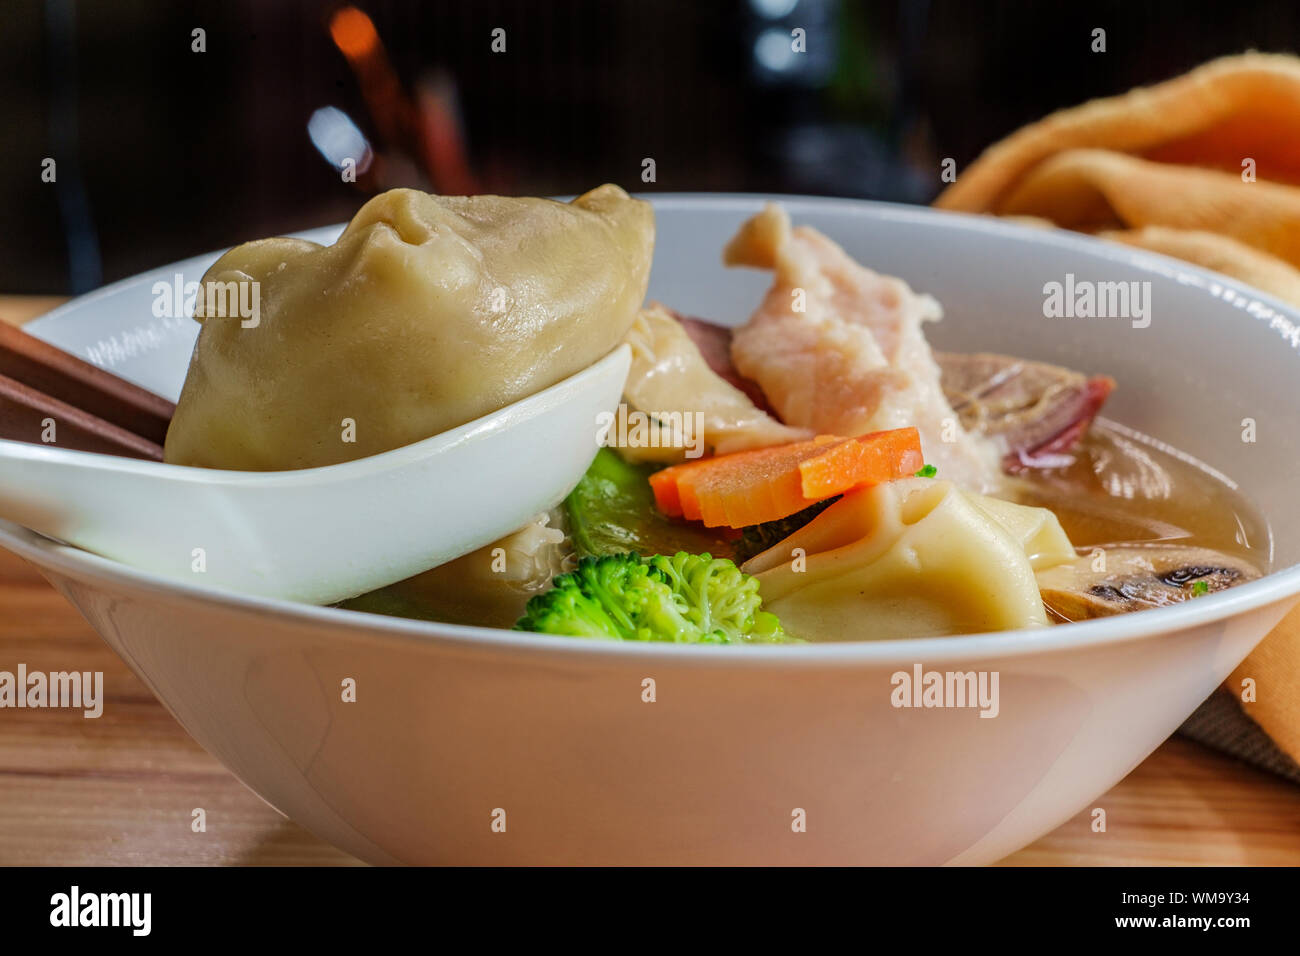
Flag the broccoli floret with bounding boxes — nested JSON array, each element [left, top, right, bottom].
[[646, 552, 787, 643], [515, 551, 790, 644], [515, 553, 707, 642]]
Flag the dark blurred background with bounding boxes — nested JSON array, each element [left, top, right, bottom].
[[4, 0, 1298, 294]]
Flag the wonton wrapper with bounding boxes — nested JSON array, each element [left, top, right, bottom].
[[615, 302, 811, 462], [344, 511, 570, 628], [743, 478, 1075, 641], [165, 185, 654, 470], [963, 491, 1078, 572]]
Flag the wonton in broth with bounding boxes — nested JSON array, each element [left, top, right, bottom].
[[163, 188, 1260, 642]]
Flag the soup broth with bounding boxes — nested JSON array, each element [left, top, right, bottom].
[[1009, 418, 1269, 572], [345, 418, 1269, 636]]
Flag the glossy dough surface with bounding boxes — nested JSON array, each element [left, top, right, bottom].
[[165, 184, 654, 470], [742, 478, 1076, 640], [617, 302, 811, 462]]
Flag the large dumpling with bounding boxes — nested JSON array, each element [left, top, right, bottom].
[[742, 478, 1076, 640], [164, 185, 654, 470]]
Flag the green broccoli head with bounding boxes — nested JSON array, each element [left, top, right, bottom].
[[646, 552, 787, 643], [515, 552, 790, 644]]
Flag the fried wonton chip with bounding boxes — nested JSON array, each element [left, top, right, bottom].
[[937, 52, 1300, 212]]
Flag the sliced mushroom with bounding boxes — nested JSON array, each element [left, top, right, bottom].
[[1036, 545, 1262, 621]]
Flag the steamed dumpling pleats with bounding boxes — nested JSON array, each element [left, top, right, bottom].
[[615, 303, 811, 463], [165, 184, 654, 470], [742, 478, 1076, 641], [962, 491, 1077, 570]]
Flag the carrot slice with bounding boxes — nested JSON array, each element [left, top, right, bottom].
[[649, 428, 924, 529], [649, 436, 837, 519], [648, 458, 706, 517], [798, 427, 924, 499]]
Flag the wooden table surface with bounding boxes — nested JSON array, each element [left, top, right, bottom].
[[2, 296, 1299, 866]]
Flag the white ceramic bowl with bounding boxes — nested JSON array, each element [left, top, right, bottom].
[[5, 195, 1300, 865]]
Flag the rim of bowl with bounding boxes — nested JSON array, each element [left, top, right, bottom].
[[8, 193, 1300, 667], [4, 517, 1297, 667]]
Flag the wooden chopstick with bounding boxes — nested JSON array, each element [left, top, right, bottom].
[[0, 322, 175, 461]]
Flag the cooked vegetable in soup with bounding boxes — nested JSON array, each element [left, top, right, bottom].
[[169, 186, 1261, 641]]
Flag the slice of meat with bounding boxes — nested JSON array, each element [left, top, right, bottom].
[[674, 313, 778, 416], [722, 204, 1002, 491], [935, 352, 1115, 471], [675, 311, 1114, 474]]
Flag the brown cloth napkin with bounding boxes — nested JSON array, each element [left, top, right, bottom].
[[936, 51, 1300, 782]]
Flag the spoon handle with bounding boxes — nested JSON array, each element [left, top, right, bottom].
[[0, 322, 174, 459]]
